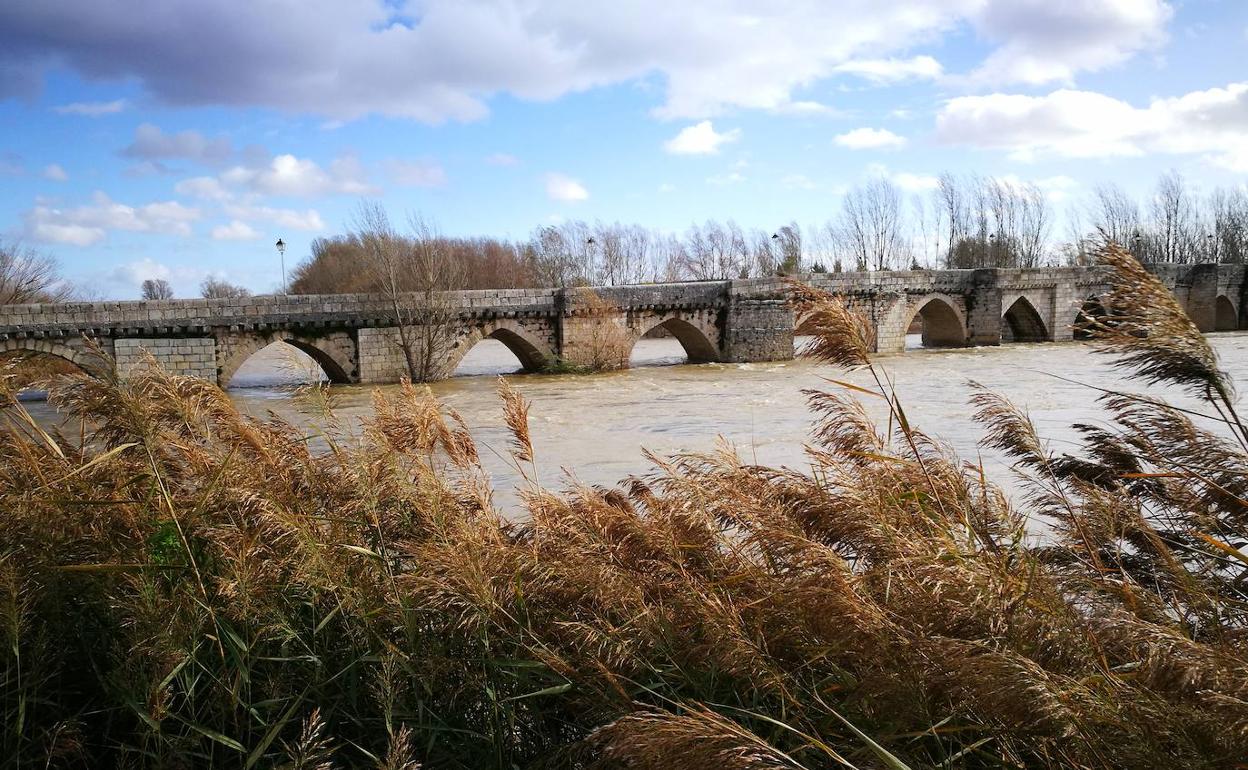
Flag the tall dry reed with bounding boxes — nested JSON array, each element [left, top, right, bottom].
[[1, 242, 1246, 768]]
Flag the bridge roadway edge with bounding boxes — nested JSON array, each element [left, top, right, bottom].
[[0, 264, 1241, 386]]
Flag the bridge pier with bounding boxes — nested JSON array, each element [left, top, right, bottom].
[[722, 298, 794, 363], [358, 327, 414, 383]]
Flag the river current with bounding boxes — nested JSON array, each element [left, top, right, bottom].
[[20, 333, 1248, 518]]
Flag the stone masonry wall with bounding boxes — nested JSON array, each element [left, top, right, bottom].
[[3, 264, 1243, 386], [358, 327, 412, 383], [723, 299, 794, 362], [114, 337, 217, 380], [0, 289, 559, 336]]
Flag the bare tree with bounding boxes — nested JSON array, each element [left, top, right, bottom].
[[773, 222, 802, 274], [0, 240, 72, 304], [837, 177, 907, 271], [406, 213, 466, 381], [983, 178, 1050, 267], [680, 220, 749, 280], [1149, 170, 1201, 263], [1060, 203, 1093, 266], [200, 277, 251, 299], [353, 203, 432, 381], [528, 225, 586, 287], [591, 221, 645, 286], [910, 195, 941, 269], [1211, 187, 1248, 264], [655, 233, 688, 282], [141, 278, 174, 300], [1088, 183, 1141, 247], [936, 172, 970, 267]]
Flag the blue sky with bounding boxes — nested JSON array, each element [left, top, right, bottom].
[[1, 0, 1245, 298]]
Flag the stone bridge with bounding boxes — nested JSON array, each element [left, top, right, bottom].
[[1, 263, 1243, 387]]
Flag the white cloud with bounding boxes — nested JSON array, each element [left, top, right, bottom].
[[53, 98, 126, 116], [1, 1, 1166, 124], [386, 158, 447, 187], [891, 171, 939, 193], [175, 176, 232, 201], [23, 192, 201, 246], [834, 56, 943, 83], [41, 163, 68, 181], [835, 127, 907, 150], [544, 172, 588, 202], [773, 100, 839, 116], [99, 258, 215, 297], [486, 152, 519, 166], [935, 82, 1248, 170], [211, 220, 261, 240], [658, 182, 676, 193], [664, 121, 741, 155], [219, 154, 375, 197], [864, 164, 939, 193], [966, 0, 1171, 85], [177, 168, 328, 231], [223, 203, 325, 231], [1026, 174, 1080, 203], [121, 123, 233, 164], [110, 257, 171, 285]]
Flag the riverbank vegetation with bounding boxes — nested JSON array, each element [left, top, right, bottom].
[[3, 244, 1247, 768], [286, 170, 1248, 296]]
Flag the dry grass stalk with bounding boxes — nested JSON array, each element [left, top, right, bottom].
[[0, 241, 1246, 767], [497, 375, 534, 464]]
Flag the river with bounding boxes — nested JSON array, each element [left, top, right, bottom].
[[18, 333, 1248, 518]]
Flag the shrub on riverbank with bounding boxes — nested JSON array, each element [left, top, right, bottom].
[[2, 243, 1246, 768]]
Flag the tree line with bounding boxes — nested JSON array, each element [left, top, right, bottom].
[[288, 218, 805, 294], [2, 170, 1245, 305], [289, 170, 1247, 295]]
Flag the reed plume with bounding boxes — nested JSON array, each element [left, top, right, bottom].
[[1, 241, 1246, 767]]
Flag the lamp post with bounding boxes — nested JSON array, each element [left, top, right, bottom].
[[275, 238, 287, 294], [585, 237, 600, 284]]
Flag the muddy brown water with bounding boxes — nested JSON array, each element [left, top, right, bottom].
[[21, 333, 1248, 523]]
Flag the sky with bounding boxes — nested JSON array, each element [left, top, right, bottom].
[[1, 0, 1246, 298]]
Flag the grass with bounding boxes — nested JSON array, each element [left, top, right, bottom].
[[538, 357, 594, 375], [2, 242, 1247, 768]]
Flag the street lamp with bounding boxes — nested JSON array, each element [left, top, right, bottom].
[[275, 238, 287, 294]]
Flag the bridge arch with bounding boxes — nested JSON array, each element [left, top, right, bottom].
[[632, 315, 720, 364], [1216, 295, 1238, 331], [217, 332, 354, 388], [906, 294, 967, 348], [445, 320, 554, 376], [1001, 296, 1049, 342], [1073, 295, 1109, 340], [0, 338, 100, 376]]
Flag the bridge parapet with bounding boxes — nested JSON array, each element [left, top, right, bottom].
[[0, 288, 560, 338], [2, 263, 1244, 387]]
